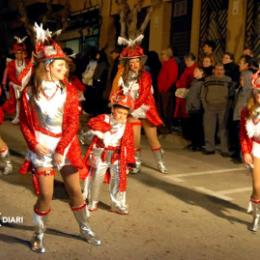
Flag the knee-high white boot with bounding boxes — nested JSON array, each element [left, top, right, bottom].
[[249, 200, 260, 232], [152, 148, 168, 174], [130, 149, 142, 174], [71, 204, 101, 246], [31, 208, 50, 253]]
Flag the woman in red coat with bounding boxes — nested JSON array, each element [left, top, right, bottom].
[[174, 53, 197, 118], [111, 35, 168, 174], [240, 70, 260, 232], [19, 23, 100, 253]]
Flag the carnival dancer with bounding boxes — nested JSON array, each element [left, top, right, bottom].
[[240, 69, 260, 232], [2, 36, 31, 124], [19, 23, 101, 253], [83, 92, 135, 214], [110, 35, 168, 174]]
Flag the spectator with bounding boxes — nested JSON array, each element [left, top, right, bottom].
[[174, 53, 197, 138], [202, 55, 214, 77], [146, 50, 161, 104], [243, 47, 254, 57], [222, 52, 240, 85], [231, 75, 252, 162], [202, 40, 216, 64], [82, 49, 109, 115], [157, 47, 178, 132], [201, 63, 233, 156], [186, 67, 205, 151], [239, 55, 254, 89]]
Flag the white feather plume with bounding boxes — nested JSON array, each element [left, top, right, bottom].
[[33, 22, 48, 43], [14, 36, 27, 44], [132, 34, 144, 45], [53, 29, 62, 36], [118, 34, 144, 47], [118, 36, 130, 46], [33, 23, 62, 43]]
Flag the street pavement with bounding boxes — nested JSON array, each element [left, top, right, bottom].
[[0, 120, 260, 260]]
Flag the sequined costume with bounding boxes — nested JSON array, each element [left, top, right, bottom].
[[19, 80, 87, 188], [118, 71, 162, 126], [83, 114, 135, 213]]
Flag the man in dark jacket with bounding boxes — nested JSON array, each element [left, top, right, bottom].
[[201, 63, 233, 156]]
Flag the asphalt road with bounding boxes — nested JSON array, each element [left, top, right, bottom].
[[1, 120, 260, 260]]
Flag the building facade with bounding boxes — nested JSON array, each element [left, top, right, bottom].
[[1, 0, 259, 61]]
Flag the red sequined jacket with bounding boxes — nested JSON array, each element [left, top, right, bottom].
[[132, 71, 162, 126], [240, 108, 252, 156], [84, 114, 135, 192], [19, 80, 87, 179]]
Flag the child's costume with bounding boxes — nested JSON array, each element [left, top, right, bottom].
[[83, 93, 135, 214]]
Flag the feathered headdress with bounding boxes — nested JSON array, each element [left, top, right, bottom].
[[117, 34, 146, 63], [12, 36, 27, 53], [33, 22, 66, 62]]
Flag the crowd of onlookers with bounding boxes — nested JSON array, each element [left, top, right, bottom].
[[1, 40, 259, 164]]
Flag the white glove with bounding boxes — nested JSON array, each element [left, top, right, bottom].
[[90, 130, 104, 140], [131, 104, 149, 119]]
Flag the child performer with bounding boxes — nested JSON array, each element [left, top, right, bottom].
[[83, 92, 135, 214]]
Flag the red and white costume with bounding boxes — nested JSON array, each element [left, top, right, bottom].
[[19, 80, 87, 192], [240, 71, 260, 160], [118, 71, 162, 126], [18, 23, 101, 252], [110, 35, 168, 175], [2, 37, 33, 119], [83, 113, 135, 213], [240, 70, 260, 232]]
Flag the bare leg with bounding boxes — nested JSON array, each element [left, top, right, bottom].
[[61, 166, 101, 246], [252, 157, 260, 199], [32, 168, 55, 254], [60, 166, 84, 207], [142, 119, 161, 149], [142, 119, 168, 174]]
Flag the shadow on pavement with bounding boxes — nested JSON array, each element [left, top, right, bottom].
[[131, 170, 249, 226], [0, 222, 82, 246]]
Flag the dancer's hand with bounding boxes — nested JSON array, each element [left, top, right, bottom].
[[35, 144, 50, 156], [244, 153, 253, 167], [53, 153, 63, 167]]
